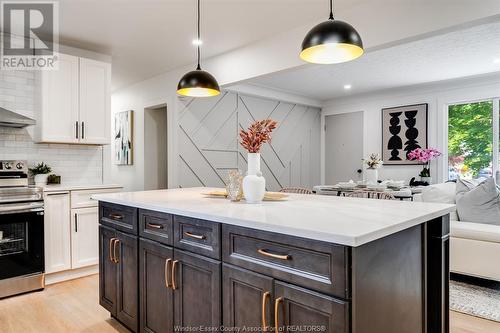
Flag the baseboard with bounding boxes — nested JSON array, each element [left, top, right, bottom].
[[45, 265, 98, 285]]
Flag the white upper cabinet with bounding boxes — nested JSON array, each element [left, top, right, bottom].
[[79, 58, 111, 144], [39, 53, 79, 143], [36, 53, 111, 145]]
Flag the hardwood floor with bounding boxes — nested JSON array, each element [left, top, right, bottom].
[[0, 274, 498, 333]]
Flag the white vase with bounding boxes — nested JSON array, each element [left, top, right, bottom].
[[420, 176, 432, 184], [34, 174, 49, 186], [365, 168, 378, 184], [242, 153, 266, 203]]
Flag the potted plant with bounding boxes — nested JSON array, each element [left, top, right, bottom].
[[363, 153, 383, 184], [29, 162, 52, 186], [408, 148, 442, 184], [239, 119, 277, 203]]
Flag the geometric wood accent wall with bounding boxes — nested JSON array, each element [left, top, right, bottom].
[[178, 91, 321, 191]]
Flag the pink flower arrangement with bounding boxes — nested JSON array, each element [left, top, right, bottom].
[[407, 148, 442, 163], [407, 148, 442, 178]]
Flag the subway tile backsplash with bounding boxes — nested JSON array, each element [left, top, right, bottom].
[[0, 70, 103, 185]]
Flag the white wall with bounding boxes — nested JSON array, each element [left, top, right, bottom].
[[321, 73, 500, 184]]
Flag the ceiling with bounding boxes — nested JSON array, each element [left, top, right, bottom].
[[246, 21, 500, 101], [55, 0, 335, 90]]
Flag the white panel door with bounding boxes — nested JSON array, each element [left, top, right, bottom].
[[79, 58, 111, 144], [39, 53, 79, 143], [325, 112, 364, 184], [43, 192, 71, 273], [71, 207, 99, 269]]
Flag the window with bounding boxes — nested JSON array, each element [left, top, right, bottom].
[[448, 100, 499, 180]]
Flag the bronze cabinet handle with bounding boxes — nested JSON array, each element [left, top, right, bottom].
[[171, 260, 179, 290], [109, 238, 117, 263], [165, 258, 172, 288], [258, 248, 291, 261], [274, 297, 283, 332], [147, 222, 163, 229], [109, 213, 123, 220], [261, 291, 270, 331], [184, 231, 206, 240], [113, 239, 120, 264]]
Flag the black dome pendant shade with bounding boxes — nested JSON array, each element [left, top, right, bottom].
[[300, 0, 363, 64], [177, 0, 220, 97]]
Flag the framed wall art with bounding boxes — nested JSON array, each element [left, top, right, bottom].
[[381, 103, 428, 165], [114, 110, 133, 165]]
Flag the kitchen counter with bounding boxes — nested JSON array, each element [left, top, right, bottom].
[[43, 183, 122, 192], [93, 187, 454, 247]]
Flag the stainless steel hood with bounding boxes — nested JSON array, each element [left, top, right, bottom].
[[0, 107, 36, 128]]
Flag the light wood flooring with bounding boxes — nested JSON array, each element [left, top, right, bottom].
[[0, 274, 499, 333]]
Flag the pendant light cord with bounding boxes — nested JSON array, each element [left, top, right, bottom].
[[329, 0, 334, 20], [197, 0, 201, 70]]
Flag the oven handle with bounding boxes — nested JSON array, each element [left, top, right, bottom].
[[0, 203, 44, 215]]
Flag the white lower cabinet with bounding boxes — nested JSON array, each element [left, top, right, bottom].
[[71, 207, 99, 269], [44, 186, 122, 281], [44, 192, 72, 273]]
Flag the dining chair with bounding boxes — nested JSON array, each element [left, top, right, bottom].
[[346, 191, 395, 200], [279, 187, 313, 194]]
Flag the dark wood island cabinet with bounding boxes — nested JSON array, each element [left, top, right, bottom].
[[97, 197, 451, 333]]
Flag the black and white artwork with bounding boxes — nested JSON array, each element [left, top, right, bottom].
[[114, 110, 133, 165], [381, 104, 427, 165]]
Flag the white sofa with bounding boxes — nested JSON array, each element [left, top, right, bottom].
[[416, 182, 500, 282]]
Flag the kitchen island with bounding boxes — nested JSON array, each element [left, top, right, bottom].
[[93, 187, 455, 333]]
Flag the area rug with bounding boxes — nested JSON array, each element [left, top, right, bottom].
[[450, 280, 500, 322]]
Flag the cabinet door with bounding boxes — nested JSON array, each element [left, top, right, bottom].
[[39, 53, 79, 143], [173, 249, 221, 330], [116, 230, 139, 332], [43, 192, 71, 273], [274, 281, 349, 333], [71, 207, 99, 269], [139, 239, 174, 333], [79, 57, 111, 144], [223, 264, 274, 331], [99, 225, 117, 315]]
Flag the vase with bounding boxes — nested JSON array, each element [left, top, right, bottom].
[[420, 176, 432, 184], [365, 168, 378, 184], [34, 174, 49, 186], [242, 153, 266, 203]]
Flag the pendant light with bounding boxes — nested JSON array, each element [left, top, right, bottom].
[[300, 0, 363, 64], [177, 0, 220, 97]]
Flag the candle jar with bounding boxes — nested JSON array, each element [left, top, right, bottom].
[[226, 170, 243, 202]]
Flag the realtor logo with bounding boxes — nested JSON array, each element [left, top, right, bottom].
[[1, 1, 58, 70]]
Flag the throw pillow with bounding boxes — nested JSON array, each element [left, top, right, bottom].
[[455, 177, 500, 225], [421, 182, 458, 220]]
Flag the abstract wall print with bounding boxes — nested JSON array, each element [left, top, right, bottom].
[[381, 104, 428, 165], [114, 110, 133, 165]]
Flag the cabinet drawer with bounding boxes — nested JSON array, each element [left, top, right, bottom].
[[139, 209, 173, 245], [174, 216, 221, 259], [99, 202, 138, 234], [222, 225, 349, 298], [71, 188, 121, 209]]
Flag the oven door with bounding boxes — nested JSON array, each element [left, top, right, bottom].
[[0, 204, 44, 280]]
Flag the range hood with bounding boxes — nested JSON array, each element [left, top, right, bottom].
[[0, 107, 36, 128]]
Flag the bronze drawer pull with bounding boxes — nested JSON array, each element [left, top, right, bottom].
[[165, 258, 172, 288], [171, 260, 179, 290], [109, 238, 117, 263], [109, 213, 123, 220], [113, 239, 120, 263], [258, 248, 291, 261], [184, 231, 206, 240], [274, 297, 283, 332], [261, 291, 270, 331], [147, 222, 163, 229]]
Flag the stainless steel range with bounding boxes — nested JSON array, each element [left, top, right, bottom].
[[0, 160, 44, 298]]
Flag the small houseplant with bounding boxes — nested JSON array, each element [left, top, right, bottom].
[[408, 148, 441, 184], [363, 153, 383, 184], [239, 119, 277, 203], [29, 162, 52, 186]]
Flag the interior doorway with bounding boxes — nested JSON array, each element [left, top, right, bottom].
[[144, 106, 168, 190], [325, 111, 364, 184]]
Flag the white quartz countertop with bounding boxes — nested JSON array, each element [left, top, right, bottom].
[[43, 183, 123, 192], [92, 187, 455, 247]]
